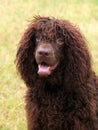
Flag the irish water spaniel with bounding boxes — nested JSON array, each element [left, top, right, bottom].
[[16, 16, 98, 130]]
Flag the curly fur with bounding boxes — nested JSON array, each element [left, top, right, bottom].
[[16, 16, 98, 130]]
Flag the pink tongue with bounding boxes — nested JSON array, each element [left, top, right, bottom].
[[38, 65, 51, 75]]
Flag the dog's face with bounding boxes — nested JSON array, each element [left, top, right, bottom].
[[35, 38, 64, 77], [16, 16, 91, 86]]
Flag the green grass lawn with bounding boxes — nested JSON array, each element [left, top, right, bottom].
[[0, 0, 98, 130]]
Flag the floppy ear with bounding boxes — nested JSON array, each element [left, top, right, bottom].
[[16, 23, 38, 87], [62, 21, 92, 84]]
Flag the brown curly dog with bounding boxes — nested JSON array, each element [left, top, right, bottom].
[[16, 16, 98, 130]]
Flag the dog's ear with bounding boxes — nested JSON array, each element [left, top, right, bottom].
[[16, 23, 38, 87], [62, 21, 92, 84]]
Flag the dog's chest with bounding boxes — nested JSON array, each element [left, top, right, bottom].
[[37, 92, 78, 129]]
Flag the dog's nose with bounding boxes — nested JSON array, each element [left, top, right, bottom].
[[37, 47, 52, 57]]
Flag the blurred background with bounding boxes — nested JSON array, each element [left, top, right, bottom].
[[0, 0, 98, 130]]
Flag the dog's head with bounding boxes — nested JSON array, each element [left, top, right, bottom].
[[16, 16, 92, 86], [33, 16, 67, 77]]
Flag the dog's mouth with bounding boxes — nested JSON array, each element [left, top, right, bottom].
[[37, 62, 58, 77]]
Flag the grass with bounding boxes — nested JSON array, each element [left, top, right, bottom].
[[0, 0, 98, 130]]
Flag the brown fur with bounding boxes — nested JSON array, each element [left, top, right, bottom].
[[16, 16, 98, 130]]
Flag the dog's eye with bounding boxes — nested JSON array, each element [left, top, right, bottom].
[[36, 38, 40, 43], [56, 39, 64, 46]]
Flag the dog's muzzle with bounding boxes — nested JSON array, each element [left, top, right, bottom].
[[35, 43, 58, 77]]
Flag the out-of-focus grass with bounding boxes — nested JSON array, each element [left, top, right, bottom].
[[0, 0, 98, 130]]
